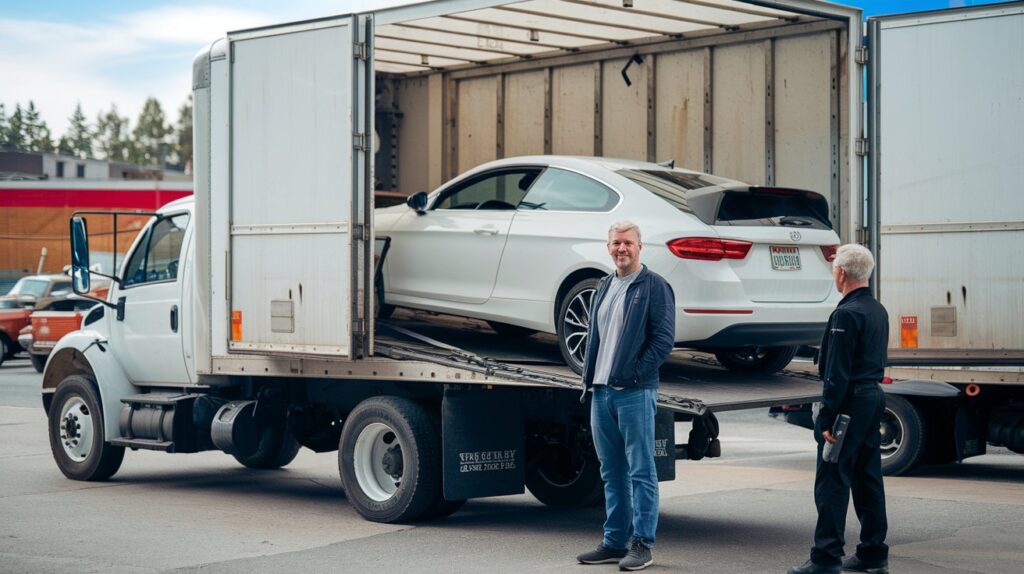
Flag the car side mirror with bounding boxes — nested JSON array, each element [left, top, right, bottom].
[[406, 191, 428, 214], [70, 216, 91, 294]]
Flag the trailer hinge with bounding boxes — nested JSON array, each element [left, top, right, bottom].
[[353, 319, 366, 334], [353, 41, 368, 61], [353, 132, 369, 152], [353, 223, 370, 242], [855, 138, 869, 157], [855, 46, 868, 65]]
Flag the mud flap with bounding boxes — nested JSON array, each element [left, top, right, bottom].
[[655, 407, 676, 481], [442, 389, 525, 500]]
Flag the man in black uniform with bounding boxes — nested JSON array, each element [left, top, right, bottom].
[[789, 244, 890, 574]]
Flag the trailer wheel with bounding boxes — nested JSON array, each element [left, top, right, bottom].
[[233, 427, 302, 469], [48, 375, 125, 481], [880, 394, 926, 476], [30, 354, 46, 373], [339, 397, 442, 523], [557, 278, 601, 375], [526, 448, 603, 508], [713, 346, 798, 373]]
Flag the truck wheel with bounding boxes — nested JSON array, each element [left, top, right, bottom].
[[233, 427, 302, 469], [487, 321, 537, 338], [0, 334, 9, 366], [880, 394, 926, 476], [30, 354, 46, 373], [713, 346, 798, 373], [48, 375, 125, 481], [526, 448, 603, 508], [339, 397, 442, 523], [557, 278, 601, 375]]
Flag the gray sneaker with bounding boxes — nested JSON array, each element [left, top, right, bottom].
[[577, 544, 628, 564], [842, 555, 889, 574], [618, 538, 653, 571]]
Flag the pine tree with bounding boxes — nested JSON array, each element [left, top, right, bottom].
[[0, 103, 8, 149], [57, 135, 74, 156], [94, 105, 131, 162], [6, 104, 27, 150], [131, 97, 172, 167], [174, 95, 193, 172], [64, 103, 93, 158], [23, 101, 54, 152]]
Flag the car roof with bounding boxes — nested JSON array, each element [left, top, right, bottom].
[[468, 155, 748, 188]]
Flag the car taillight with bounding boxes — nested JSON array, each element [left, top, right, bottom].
[[667, 237, 752, 261], [820, 245, 838, 262]]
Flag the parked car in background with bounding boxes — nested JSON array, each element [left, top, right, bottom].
[[24, 293, 106, 372], [375, 156, 841, 374], [0, 274, 74, 365]]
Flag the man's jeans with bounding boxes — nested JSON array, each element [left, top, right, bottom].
[[591, 385, 659, 549]]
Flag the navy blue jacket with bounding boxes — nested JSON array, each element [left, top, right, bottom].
[[580, 265, 676, 397]]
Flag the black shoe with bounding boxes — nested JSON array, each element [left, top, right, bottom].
[[577, 544, 628, 564], [618, 538, 653, 571], [788, 559, 842, 574], [842, 555, 889, 574]]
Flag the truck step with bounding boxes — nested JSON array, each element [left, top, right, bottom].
[[110, 437, 175, 452]]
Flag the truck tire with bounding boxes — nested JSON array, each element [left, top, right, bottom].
[[880, 394, 926, 476], [233, 427, 302, 469], [713, 346, 798, 373], [48, 375, 125, 481], [526, 449, 603, 508], [339, 397, 442, 523], [30, 354, 46, 373], [487, 321, 537, 338], [0, 334, 10, 365], [557, 278, 601, 375]]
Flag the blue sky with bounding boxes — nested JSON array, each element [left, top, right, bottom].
[[0, 0, 1009, 136]]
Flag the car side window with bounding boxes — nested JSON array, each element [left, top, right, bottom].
[[122, 213, 190, 287], [434, 169, 541, 211], [518, 168, 618, 212], [49, 282, 72, 298]]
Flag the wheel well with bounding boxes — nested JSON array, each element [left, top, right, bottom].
[[553, 268, 605, 324], [41, 348, 96, 414]]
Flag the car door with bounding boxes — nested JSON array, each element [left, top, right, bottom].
[[107, 211, 193, 385], [386, 167, 541, 304]]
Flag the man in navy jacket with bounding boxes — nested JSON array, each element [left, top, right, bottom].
[[576, 220, 675, 572]]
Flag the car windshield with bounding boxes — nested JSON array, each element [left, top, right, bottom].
[[617, 170, 729, 214], [0, 299, 22, 309], [8, 278, 49, 298]]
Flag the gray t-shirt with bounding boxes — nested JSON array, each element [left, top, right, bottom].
[[592, 267, 640, 386]]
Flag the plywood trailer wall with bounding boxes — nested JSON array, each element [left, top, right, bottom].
[[385, 24, 844, 229]]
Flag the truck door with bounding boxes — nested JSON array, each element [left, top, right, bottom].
[[108, 211, 193, 385], [224, 15, 374, 359], [867, 4, 1024, 358]]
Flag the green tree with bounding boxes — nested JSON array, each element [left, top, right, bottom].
[[63, 103, 93, 158], [94, 105, 131, 162], [131, 97, 172, 167], [5, 104, 27, 150], [23, 101, 54, 152], [0, 104, 8, 149], [174, 95, 193, 172]]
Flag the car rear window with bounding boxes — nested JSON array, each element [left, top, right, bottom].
[[617, 170, 730, 214], [716, 189, 832, 229]]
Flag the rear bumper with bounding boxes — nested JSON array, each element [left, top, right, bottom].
[[679, 321, 827, 349]]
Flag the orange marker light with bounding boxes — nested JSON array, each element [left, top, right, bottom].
[[231, 310, 242, 341], [900, 316, 918, 348]]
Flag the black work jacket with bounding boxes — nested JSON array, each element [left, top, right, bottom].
[[817, 287, 889, 430], [580, 265, 675, 397]]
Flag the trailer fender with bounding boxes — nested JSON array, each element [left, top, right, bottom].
[[42, 330, 139, 442], [882, 379, 960, 398]]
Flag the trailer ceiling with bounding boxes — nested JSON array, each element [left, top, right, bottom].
[[373, 0, 820, 75]]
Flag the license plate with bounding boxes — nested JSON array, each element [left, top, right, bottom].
[[770, 246, 801, 271]]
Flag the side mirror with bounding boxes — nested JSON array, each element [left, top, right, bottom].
[[70, 216, 91, 294], [406, 191, 428, 214]]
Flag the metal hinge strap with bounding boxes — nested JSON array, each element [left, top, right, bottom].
[[855, 138, 869, 156], [353, 133, 369, 151], [353, 42, 368, 61], [855, 46, 868, 65]]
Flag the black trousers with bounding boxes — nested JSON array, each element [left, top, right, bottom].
[[811, 384, 889, 566]]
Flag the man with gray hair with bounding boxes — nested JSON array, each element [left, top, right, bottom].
[[790, 243, 891, 574]]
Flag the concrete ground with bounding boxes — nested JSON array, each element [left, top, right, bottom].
[[1, 356, 1022, 573]]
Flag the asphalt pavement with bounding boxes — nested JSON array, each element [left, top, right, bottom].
[[1, 356, 1022, 573]]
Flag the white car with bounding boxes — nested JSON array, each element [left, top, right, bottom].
[[375, 156, 841, 374]]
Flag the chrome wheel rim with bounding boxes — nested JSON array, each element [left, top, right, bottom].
[[59, 397, 94, 463], [879, 408, 903, 459], [562, 287, 595, 369], [353, 422, 402, 502]]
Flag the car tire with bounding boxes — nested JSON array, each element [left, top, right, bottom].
[[338, 397, 442, 523], [713, 346, 798, 373], [557, 278, 601, 375], [487, 321, 537, 338], [233, 427, 302, 470], [30, 354, 46, 373], [526, 447, 603, 508], [48, 375, 125, 481], [0, 335, 8, 366], [880, 394, 926, 476]]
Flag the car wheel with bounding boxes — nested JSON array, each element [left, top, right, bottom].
[[30, 354, 46, 373], [487, 321, 537, 338], [0, 335, 8, 366], [48, 375, 125, 481], [557, 278, 601, 375], [338, 397, 442, 523], [880, 395, 926, 476], [713, 346, 798, 373]]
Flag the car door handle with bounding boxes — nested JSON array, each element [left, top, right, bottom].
[[473, 227, 499, 236], [170, 305, 178, 333]]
